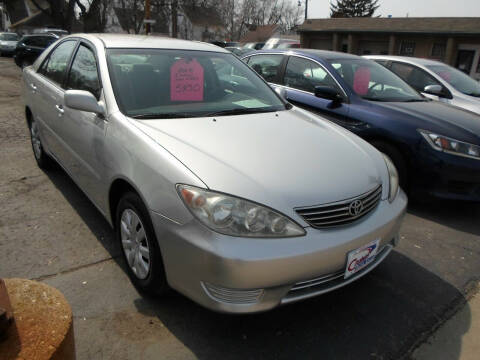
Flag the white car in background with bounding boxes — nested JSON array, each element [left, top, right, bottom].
[[366, 55, 480, 115]]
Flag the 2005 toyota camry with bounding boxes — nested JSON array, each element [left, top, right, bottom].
[[23, 34, 407, 313]]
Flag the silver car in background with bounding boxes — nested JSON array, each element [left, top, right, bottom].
[[0, 32, 20, 56], [366, 55, 480, 115], [23, 34, 407, 313]]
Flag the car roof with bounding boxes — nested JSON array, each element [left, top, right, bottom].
[[76, 33, 229, 53], [250, 48, 363, 61], [22, 33, 58, 38], [365, 55, 445, 66]]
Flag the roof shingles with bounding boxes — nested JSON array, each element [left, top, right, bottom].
[[298, 17, 480, 35]]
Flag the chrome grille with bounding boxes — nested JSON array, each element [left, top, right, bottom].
[[289, 270, 344, 292], [295, 185, 382, 228]]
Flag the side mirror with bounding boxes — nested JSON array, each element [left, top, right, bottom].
[[423, 84, 444, 97], [314, 86, 343, 105], [64, 90, 105, 116], [274, 86, 287, 100]]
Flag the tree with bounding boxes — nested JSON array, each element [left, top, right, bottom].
[[30, 0, 111, 32], [330, 0, 379, 18]]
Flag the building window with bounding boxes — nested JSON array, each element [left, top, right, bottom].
[[399, 41, 416, 56], [431, 43, 446, 58], [341, 44, 348, 53]]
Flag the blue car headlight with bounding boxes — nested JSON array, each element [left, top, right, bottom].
[[419, 129, 480, 160]]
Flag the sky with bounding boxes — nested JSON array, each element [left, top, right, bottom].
[[307, 0, 480, 18]]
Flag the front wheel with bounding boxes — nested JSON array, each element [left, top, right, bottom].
[[371, 141, 408, 193], [116, 192, 168, 295], [21, 59, 31, 68]]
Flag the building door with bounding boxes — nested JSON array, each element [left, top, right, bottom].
[[455, 50, 475, 75]]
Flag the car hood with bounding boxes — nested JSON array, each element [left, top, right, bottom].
[[451, 92, 480, 115], [0, 41, 17, 46], [374, 100, 480, 144], [131, 108, 388, 221]]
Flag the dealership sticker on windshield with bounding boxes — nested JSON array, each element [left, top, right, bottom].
[[170, 58, 204, 102], [344, 239, 380, 279]]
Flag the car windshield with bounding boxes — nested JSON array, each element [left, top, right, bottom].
[[107, 49, 287, 118], [427, 64, 480, 97], [0, 34, 19, 41], [329, 58, 424, 102]]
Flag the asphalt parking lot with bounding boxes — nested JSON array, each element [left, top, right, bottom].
[[0, 56, 479, 360]]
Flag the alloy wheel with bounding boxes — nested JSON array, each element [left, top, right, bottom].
[[120, 208, 151, 280]]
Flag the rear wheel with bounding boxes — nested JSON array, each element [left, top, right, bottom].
[[371, 141, 408, 193], [29, 117, 53, 169], [116, 192, 168, 295]]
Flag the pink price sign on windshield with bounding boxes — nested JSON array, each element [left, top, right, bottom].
[[170, 58, 204, 102]]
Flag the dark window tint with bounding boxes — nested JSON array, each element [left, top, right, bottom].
[[284, 56, 339, 93], [21, 37, 33, 46], [399, 41, 415, 56], [247, 54, 283, 83], [66, 44, 101, 99], [390, 62, 440, 92], [40, 40, 76, 85], [25, 36, 54, 47]]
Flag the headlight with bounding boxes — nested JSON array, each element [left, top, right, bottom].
[[419, 130, 480, 160], [382, 154, 399, 203], [177, 184, 305, 237]]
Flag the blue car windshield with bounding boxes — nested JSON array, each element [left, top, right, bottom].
[[328, 59, 424, 102], [107, 49, 287, 118], [427, 64, 480, 97]]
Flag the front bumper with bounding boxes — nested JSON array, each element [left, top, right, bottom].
[[150, 190, 407, 313], [412, 144, 480, 201], [0, 47, 16, 55]]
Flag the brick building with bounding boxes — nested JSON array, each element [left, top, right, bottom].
[[298, 17, 480, 80]]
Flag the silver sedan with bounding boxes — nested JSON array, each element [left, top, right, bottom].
[[366, 55, 480, 115], [23, 34, 407, 313]]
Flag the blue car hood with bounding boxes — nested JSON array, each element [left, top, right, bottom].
[[374, 100, 480, 144]]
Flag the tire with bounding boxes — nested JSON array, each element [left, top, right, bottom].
[[371, 141, 408, 193], [28, 116, 53, 169], [115, 192, 169, 295]]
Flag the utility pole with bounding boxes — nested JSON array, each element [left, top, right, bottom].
[[145, 0, 151, 34], [305, 0, 308, 20], [172, 0, 178, 38]]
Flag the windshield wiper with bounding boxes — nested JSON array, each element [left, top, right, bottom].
[[203, 107, 277, 117], [130, 112, 195, 119], [401, 98, 428, 102], [362, 97, 389, 102]]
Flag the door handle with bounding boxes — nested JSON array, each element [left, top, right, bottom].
[[55, 104, 64, 115], [29, 83, 37, 92]]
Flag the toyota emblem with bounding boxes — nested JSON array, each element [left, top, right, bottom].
[[349, 200, 364, 216]]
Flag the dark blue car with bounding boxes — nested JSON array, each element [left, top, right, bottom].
[[242, 49, 480, 201]]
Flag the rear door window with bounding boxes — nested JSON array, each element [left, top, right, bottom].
[[247, 54, 284, 84], [39, 40, 77, 86]]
